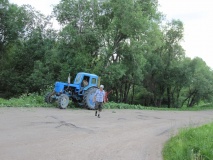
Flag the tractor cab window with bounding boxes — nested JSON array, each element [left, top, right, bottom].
[[82, 76, 89, 87], [75, 74, 82, 84], [91, 78, 96, 84]]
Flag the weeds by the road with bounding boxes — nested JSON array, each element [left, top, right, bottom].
[[163, 123, 213, 160], [104, 102, 213, 111], [0, 93, 78, 109], [0, 93, 52, 108], [1, 94, 213, 111]]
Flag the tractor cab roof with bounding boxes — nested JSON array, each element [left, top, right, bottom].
[[74, 72, 98, 84]]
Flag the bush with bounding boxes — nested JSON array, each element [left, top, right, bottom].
[[0, 93, 52, 107]]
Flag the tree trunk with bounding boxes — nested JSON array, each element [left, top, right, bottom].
[[167, 87, 171, 108], [115, 89, 119, 103], [131, 84, 135, 104]]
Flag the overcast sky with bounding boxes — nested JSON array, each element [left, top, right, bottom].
[[159, 0, 213, 69], [9, 0, 213, 69]]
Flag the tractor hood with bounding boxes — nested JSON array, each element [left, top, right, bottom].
[[54, 82, 80, 93]]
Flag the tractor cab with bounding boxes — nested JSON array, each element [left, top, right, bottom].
[[74, 72, 99, 89]]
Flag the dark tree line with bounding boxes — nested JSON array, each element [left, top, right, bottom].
[[1, 0, 213, 108]]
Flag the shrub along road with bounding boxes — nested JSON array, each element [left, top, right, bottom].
[[0, 107, 212, 160]]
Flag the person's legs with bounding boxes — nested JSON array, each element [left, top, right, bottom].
[[98, 110, 100, 118], [95, 102, 98, 116], [97, 102, 103, 118]]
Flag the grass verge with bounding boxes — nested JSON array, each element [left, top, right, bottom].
[[1, 95, 213, 111], [163, 123, 213, 160], [0, 93, 52, 108], [0, 93, 78, 109], [104, 102, 213, 111]]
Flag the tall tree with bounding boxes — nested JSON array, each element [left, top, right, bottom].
[[183, 58, 213, 107], [53, 0, 102, 80], [94, 0, 161, 103], [162, 20, 185, 108], [0, 1, 29, 97], [0, 2, 55, 97]]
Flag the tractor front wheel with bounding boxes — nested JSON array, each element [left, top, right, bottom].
[[45, 92, 55, 103], [83, 87, 98, 109], [58, 94, 69, 109]]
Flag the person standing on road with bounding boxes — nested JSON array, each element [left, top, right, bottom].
[[93, 85, 105, 118]]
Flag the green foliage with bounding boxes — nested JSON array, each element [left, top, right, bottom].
[[0, 93, 78, 109], [0, 93, 51, 107], [0, 2, 56, 98], [0, 93, 212, 111], [163, 123, 213, 160], [1, 0, 213, 109], [104, 102, 213, 111]]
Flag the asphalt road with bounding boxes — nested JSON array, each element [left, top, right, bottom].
[[0, 107, 212, 160]]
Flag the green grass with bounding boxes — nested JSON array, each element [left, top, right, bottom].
[[104, 102, 213, 111], [1, 94, 213, 111], [0, 93, 53, 108], [163, 123, 213, 160], [0, 93, 79, 109]]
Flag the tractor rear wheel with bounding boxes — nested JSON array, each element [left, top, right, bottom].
[[58, 94, 69, 109], [83, 87, 98, 109]]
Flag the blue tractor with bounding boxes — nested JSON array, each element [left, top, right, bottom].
[[45, 72, 100, 109]]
